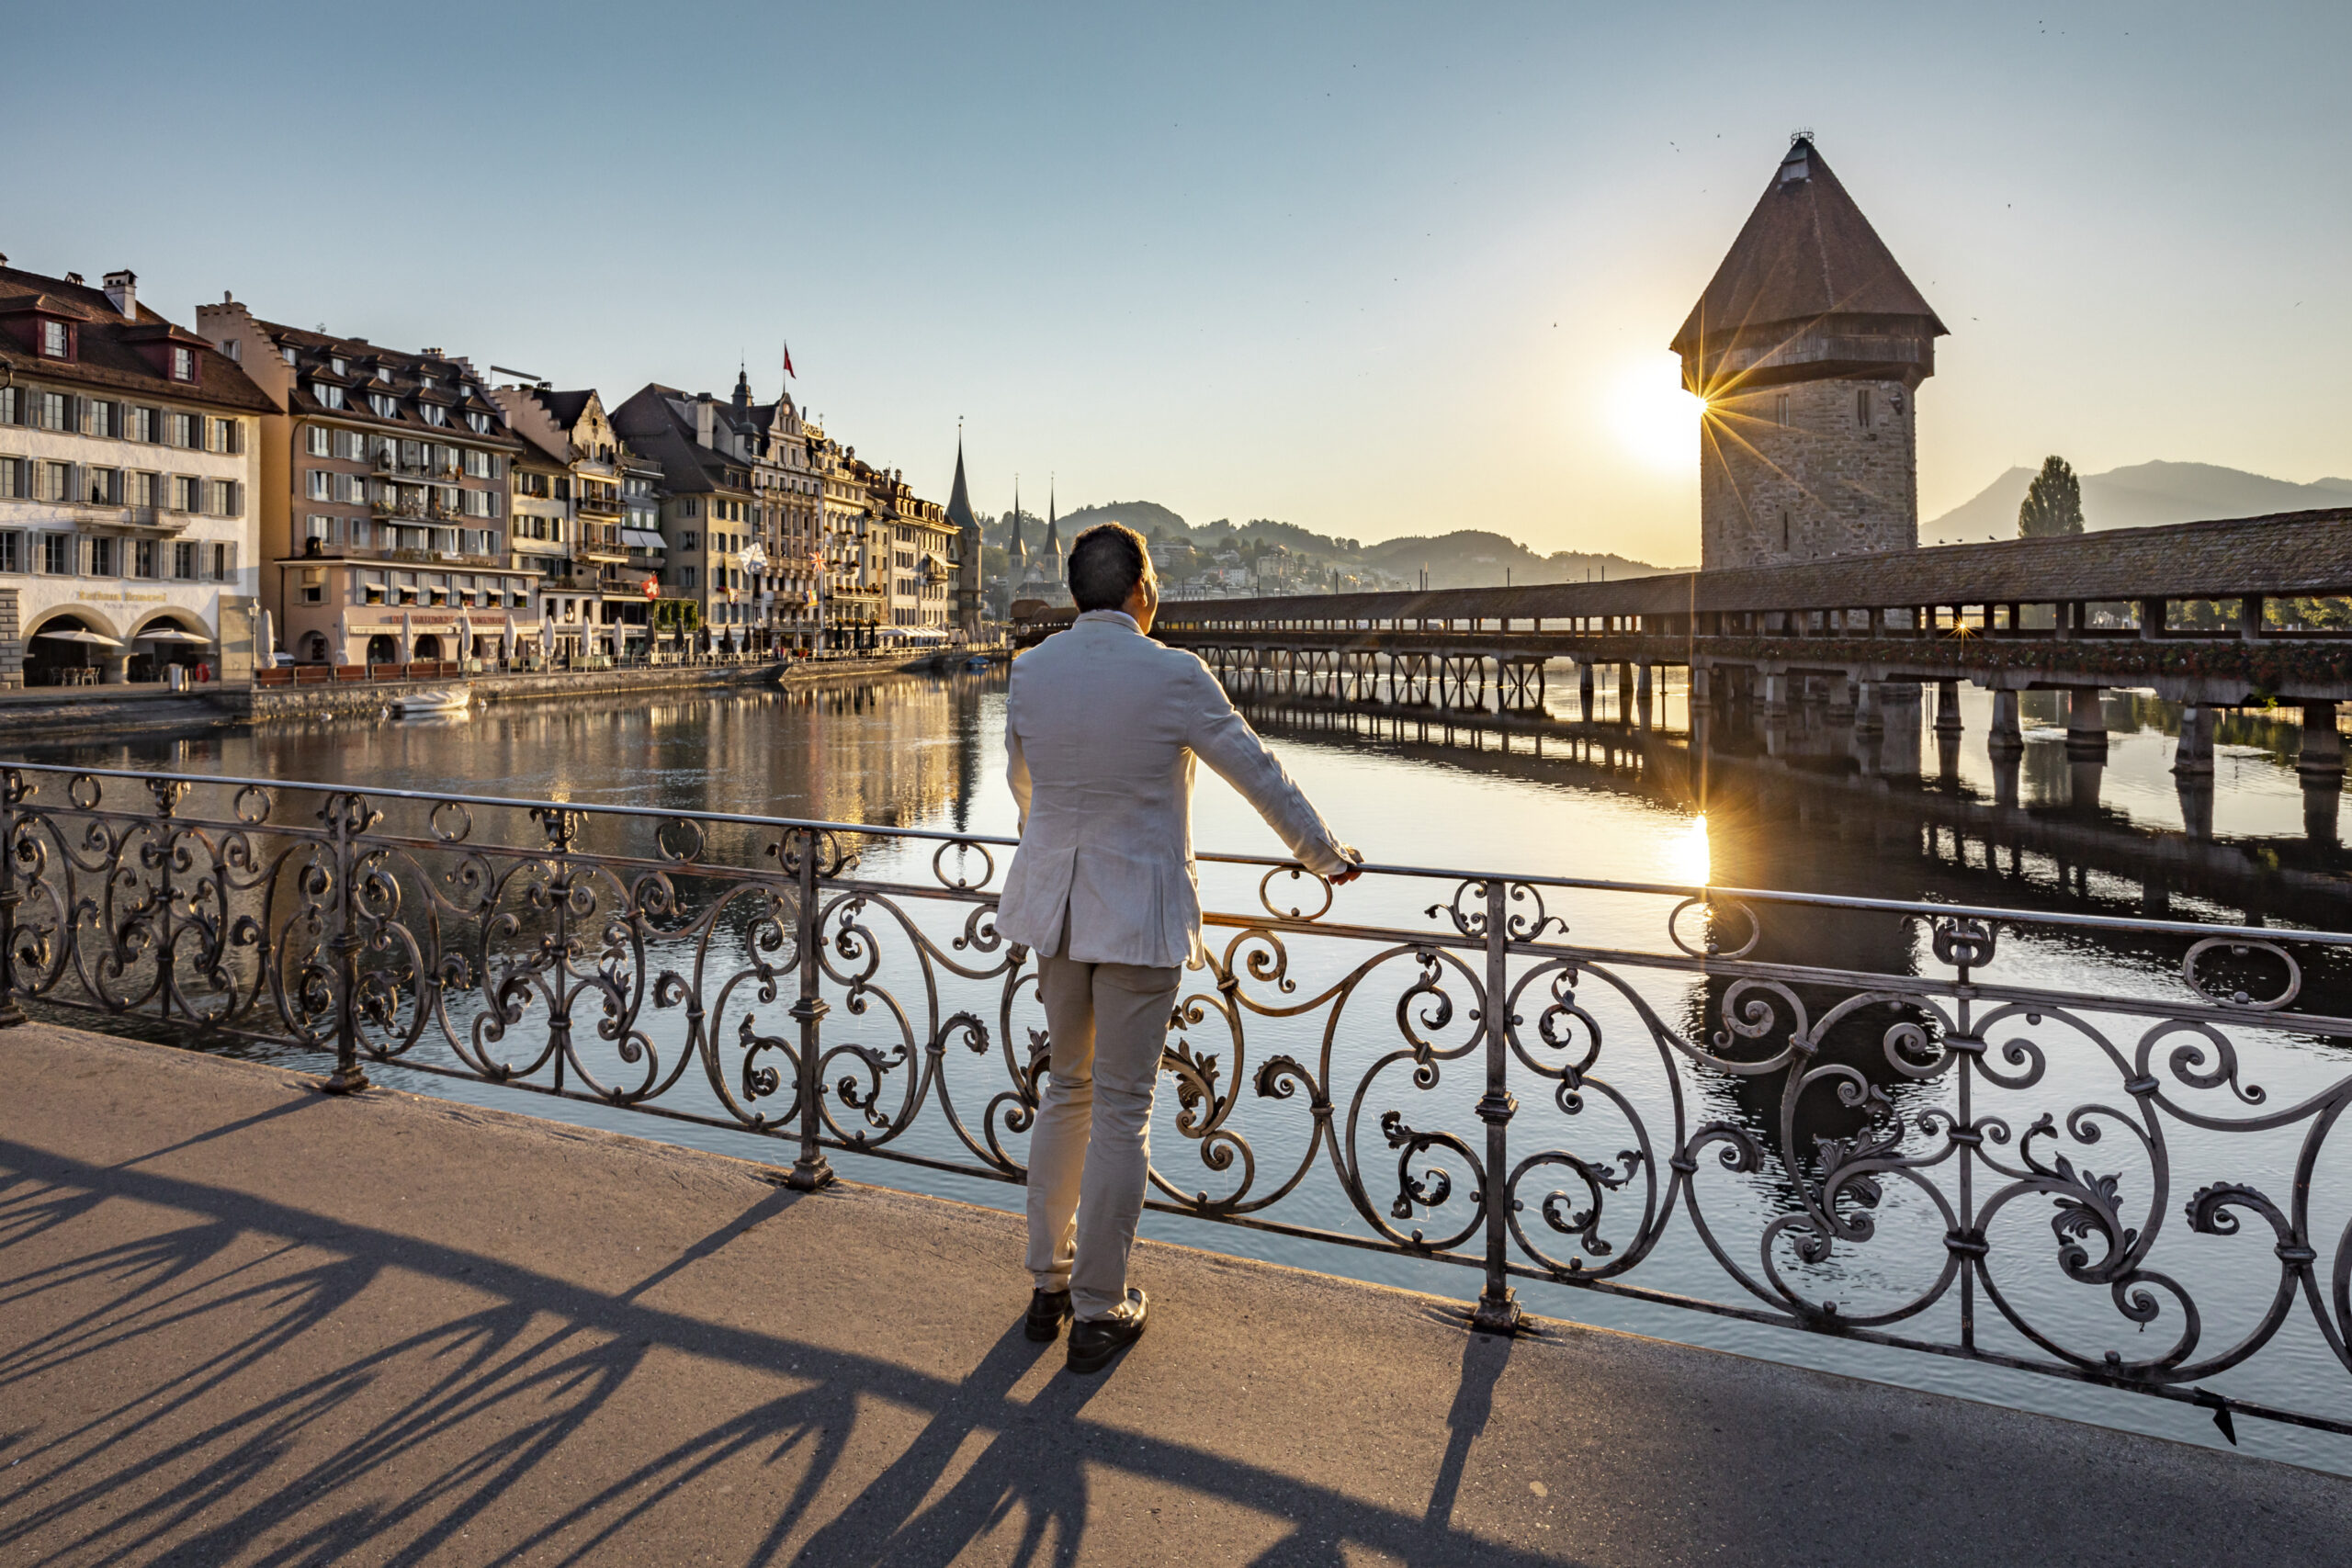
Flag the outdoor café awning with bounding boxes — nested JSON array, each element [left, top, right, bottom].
[[621, 529, 664, 549], [36, 628, 123, 648]]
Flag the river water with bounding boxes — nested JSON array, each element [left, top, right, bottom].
[[21, 665, 2352, 1473]]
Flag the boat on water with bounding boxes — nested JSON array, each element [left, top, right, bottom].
[[393, 687, 470, 716]]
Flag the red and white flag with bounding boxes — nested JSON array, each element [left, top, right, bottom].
[[781, 340, 797, 379]]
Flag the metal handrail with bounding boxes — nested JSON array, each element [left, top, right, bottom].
[[2, 759, 2348, 1442]]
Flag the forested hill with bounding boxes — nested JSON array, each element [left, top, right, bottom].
[[978, 502, 1678, 589]]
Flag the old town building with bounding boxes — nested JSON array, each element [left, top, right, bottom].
[[198, 299, 543, 666], [610, 384, 761, 654], [493, 385, 658, 660], [727, 373, 822, 654], [863, 459, 957, 640], [0, 264, 270, 686], [811, 428, 881, 651]]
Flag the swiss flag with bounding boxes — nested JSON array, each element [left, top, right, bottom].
[[782, 340, 796, 379]]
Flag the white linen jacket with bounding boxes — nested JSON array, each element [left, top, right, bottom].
[[998, 610, 1353, 967]]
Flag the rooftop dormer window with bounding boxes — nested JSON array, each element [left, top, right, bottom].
[[466, 411, 492, 434], [313, 383, 345, 410], [281, 344, 298, 367], [39, 321, 72, 359], [423, 404, 447, 427], [332, 357, 348, 376], [169, 346, 195, 382], [369, 393, 396, 418], [419, 374, 435, 390], [376, 366, 390, 382]]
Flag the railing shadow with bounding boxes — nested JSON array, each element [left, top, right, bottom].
[[0, 1136, 1594, 1568]]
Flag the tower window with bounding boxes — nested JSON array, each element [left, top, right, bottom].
[[1775, 393, 1790, 427], [1855, 388, 1872, 428], [1781, 512, 1791, 550]]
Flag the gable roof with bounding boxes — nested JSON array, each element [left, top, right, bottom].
[[1671, 138, 1945, 356], [0, 265, 274, 413]]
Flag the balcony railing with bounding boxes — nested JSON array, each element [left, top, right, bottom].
[[3, 760, 2347, 1445]]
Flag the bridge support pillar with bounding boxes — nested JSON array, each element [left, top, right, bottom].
[[2174, 705, 2217, 776], [1577, 662, 1594, 723], [1617, 663, 1634, 725], [1688, 663, 1711, 713], [1852, 679, 1883, 735], [2298, 702, 2344, 778], [2069, 755, 2105, 815], [1634, 661, 1654, 730], [1992, 749, 2022, 809], [2065, 689, 2109, 760], [1934, 679, 1963, 736], [1988, 690, 2023, 756], [1763, 671, 1790, 715], [1826, 678, 1857, 727]]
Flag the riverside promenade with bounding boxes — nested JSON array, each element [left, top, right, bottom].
[[2, 1024, 2343, 1567]]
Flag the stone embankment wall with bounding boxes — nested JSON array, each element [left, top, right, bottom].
[[241, 656, 958, 722]]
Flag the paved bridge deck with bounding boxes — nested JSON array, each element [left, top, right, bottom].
[[1, 1022, 2343, 1566]]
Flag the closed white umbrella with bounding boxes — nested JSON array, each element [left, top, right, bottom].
[[401, 610, 414, 663], [256, 608, 276, 669], [336, 611, 352, 663]]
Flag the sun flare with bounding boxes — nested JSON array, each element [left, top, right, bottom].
[[1605, 356, 1705, 474], [1665, 814, 1711, 886]]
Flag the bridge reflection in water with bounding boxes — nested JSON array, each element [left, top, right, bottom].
[[6, 759, 2352, 1458]]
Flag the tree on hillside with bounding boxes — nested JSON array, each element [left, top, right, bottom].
[[2018, 457, 2085, 537]]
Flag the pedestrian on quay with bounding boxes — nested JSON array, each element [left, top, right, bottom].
[[997, 522, 1361, 1373]]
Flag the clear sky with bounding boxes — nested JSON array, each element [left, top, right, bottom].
[[9, 2, 2344, 566]]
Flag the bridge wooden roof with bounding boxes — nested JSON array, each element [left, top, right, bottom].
[[1143, 509, 2352, 626]]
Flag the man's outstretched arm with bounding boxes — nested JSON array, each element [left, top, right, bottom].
[[1181, 660, 1358, 879]]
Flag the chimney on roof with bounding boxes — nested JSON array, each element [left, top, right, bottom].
[[102, 271, 137, 317], [695, 395, 715, 448]]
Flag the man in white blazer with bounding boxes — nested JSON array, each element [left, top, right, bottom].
[[999, 523, 1359, 1372]]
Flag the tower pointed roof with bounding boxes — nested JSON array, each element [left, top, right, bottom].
[[1671, 137, 1945, 363], [945, 435, 978, 540], [1008, 477, 1025, 564]]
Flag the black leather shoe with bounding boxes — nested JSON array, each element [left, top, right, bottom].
[[1066, 1289, 1148, 1374], [1024, 1288, 1072, 1343]]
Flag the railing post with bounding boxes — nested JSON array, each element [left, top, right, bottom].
[[786, 826, 835, 1190], [0, 770, 25, 1029], [321, 792, 369, 1094], [1472, 878, 1521, 1333]]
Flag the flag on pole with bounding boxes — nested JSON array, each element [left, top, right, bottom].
[[781, 340, 796, 379]]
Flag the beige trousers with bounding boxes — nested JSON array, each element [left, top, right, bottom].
[[1025, 947, 1182, 1319]]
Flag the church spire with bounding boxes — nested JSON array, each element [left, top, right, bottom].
[[1044, 477, 1062, 582], [1008, 476, 1025, 566]]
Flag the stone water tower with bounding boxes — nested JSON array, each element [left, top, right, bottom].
[[1674, 136, 1947, 570]]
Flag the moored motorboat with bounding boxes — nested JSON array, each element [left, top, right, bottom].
[[394, 687, 470, 716]]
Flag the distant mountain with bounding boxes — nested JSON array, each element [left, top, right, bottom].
[[1356, 530, 1675, 590], [981, 499, 1679, 588], [1925, 462, 2352, 543]]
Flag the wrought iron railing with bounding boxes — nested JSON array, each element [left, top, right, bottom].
[[4, 760, 2350, 1441]]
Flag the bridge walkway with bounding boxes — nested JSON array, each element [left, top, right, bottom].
[[1, 1021, 2343, 1566]]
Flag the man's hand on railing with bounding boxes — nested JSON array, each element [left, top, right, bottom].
[[1329, 846, 1365, 886]]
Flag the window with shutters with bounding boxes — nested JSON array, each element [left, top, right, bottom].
[[0, 532, 18, 573], [172, 476, 201, 513], [307, 470, 332, 502], [174, 542, 198, 581], [36, 462, 71, 503], [209, 418, 241, 454], [134, 539, 158, 579], [85, 400, 119, 439], [88, 536, 117, 577], [307, 426, 331, 457], [129, 471, 158, 509], [37, 393, 67, 431], [86, 468, 121, 505], [208, 543, 233, 581], [127, 406, 155, 443], [0, 457, 20, 498], [41, 534, 71, 574], [304, 515, 334, 544]]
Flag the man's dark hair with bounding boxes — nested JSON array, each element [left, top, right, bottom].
[[1069, 523, 1150, 612]]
